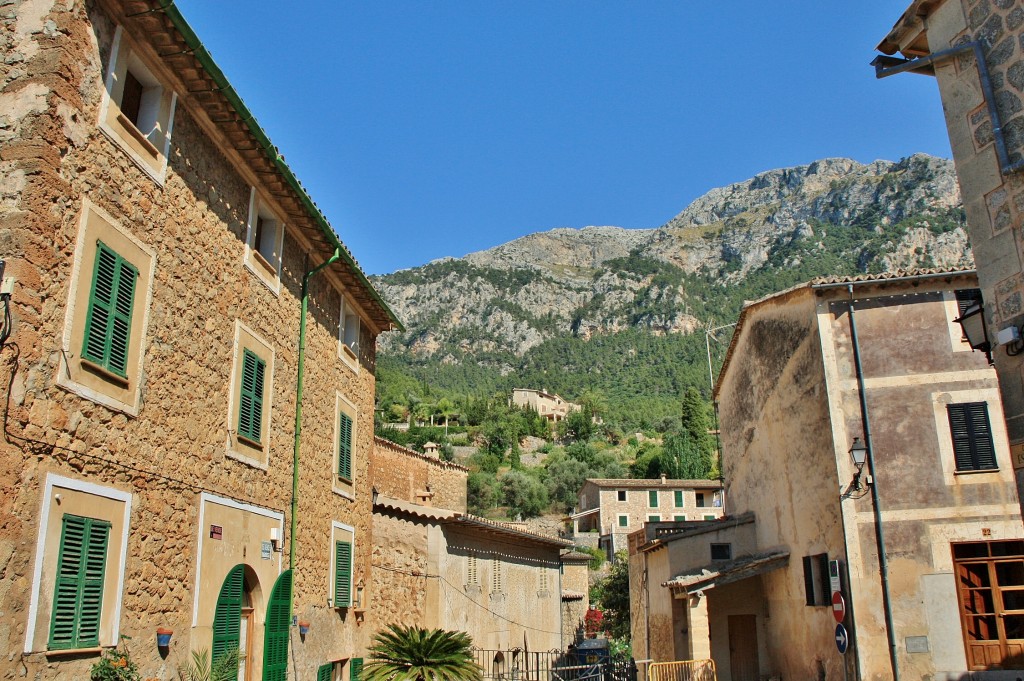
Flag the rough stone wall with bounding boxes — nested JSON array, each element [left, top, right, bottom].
[[559, 560, 590, 645], [372, 437, 468, 512], [915, 0, 1024, 480], [368, 513, 430, 630], [0, 1, 379, 678]]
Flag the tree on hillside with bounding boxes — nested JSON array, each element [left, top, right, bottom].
[[467, 472, 498, 514], [500, 470, 548, 519], [544, 455, 590, 512]]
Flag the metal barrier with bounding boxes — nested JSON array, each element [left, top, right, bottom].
[[647, 660, 716, 681]]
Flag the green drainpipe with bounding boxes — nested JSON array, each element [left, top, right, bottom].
[[289, 249, 341, 612]]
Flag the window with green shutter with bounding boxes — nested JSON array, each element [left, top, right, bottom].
[[338, 413, 353, 481], [317, 663, 334, 681], [238, 349, 266, 444], [948, 402, 998, 472], [82, 241, 137, 379], [262, 570, 292, 681], [48, 514, 110, 650], [674, 490, 683, 507], [648, 490, 658, 507], [350, 658, 364, 681], [212, 565, 244, 671], [334, 541, 352, 607], [617, 515, 628, 528]]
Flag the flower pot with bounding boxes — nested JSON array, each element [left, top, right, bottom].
[[156, 628, 173, 647], [298, 621, 310, 636]]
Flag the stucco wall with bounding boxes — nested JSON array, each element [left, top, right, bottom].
[[0, 1, 379, 678]]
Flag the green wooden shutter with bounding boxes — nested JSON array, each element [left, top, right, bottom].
[[350, 658, 364, 681], [338, 413, 353, 480], [334, 541, 352, 607], [49, 514, 109, 649], [212, 564, 244, 670], [82, 241, 137, 377], [674, 490, 683, 507], [317, 664, 334, 681], [262, 569, 292, 681], [238, 349, 266, 443], [648, 490, 658, 507]]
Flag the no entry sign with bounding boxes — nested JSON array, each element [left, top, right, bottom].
[[832, 591, 846, 623]]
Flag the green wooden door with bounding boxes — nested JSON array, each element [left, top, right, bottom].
[[212, 564, 244, 672], [262, 569, 292, 681]]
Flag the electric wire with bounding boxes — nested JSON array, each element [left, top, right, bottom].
[[1, 342, 285, 513], [370, 561, 564, 636]]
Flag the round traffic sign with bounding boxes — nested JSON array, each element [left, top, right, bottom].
[[835, 623, 849, 655], [831, 591, 846, 623]]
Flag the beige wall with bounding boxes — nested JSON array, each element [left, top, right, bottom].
[[0, 1, 383, 678], [373, 437, 468, 512], [560, 558, 590, 645]]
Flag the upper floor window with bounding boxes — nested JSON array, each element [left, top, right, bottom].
[[57, 201, 155, 416], [696, 492, 708, 508], [616, 490, 626, 502], [802, 553, 830, 606], [334, 394, 358, 498], [100, 27, 176, 183], [947, 402, 998, 472], [244, 189, 285, 293], [227, 322, 274, 468], [339, 299, 361, 366], [648, 490, 659, 508], [674, 490, 684, 507]]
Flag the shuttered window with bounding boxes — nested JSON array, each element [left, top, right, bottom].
[[338, 413, 353, 481], [948, 403, 998, 472], [350, 658, 364, 681], [262, 570, 292, 681], [317, 663, 334, 681], [48, 514, 110, 650], [212, 565, 244, 670], [237, 349, 266, 444], [82, 241, 137, 379], [674, 490, 683, 507], [648, 490, 658, 507], [334, 541, 352, 607]]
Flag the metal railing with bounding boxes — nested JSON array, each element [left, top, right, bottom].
[[472, 649, 637, 681], [647, 660, 716, 681]]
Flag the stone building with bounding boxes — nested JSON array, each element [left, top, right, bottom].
[[570, 478, 724, 557], [370, 437, 587, 652], [0, 2, 400, 680], [629, 269, 1024, 680], [511, 388, 581, 422], [875, 0, 1024, 502]]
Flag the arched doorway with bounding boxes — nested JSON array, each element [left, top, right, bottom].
[[212, 564, 261, 681], [262, 569, 292, 681]]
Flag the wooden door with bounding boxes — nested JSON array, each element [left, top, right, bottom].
[[238, 607, 253, 681], [727, 614, 759, 681], [954, 541, 1024, 670]]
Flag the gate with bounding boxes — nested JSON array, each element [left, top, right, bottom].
[[647, 660, 716, 681], [472, 648, 637, 681]]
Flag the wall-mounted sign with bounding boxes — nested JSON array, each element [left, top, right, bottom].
[[835, 624, 848, 655], [832, 592, 846, 623], [261, 541, 272, 560], [210, 525, 222, 540]]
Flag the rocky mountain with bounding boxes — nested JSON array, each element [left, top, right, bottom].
[[374, 154, 970, 364]]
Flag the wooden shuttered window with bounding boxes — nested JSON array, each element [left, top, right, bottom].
[[237, 349, 266, 444], [262, 570, 292, 681], [947, 403, 998, 472], [212, 565, 244, 670], [648, 490, 658, 507], [82, 241, 137, 379], [317, 663, 334, 681], [338, 413, 353, 481], [334, 541, 352, 607], [48, 514, 110, 650], [674, 490, 683, 507], [350, 658, 364, 681]]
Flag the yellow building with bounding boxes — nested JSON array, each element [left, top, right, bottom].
[[630, 269, 1024, 680], [0, 1, 399, 679]]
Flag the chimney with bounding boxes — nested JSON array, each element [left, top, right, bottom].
[[660, 473, 667, 485]]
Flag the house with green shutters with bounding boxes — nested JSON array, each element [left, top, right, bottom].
[[1, 1, 399, 679]]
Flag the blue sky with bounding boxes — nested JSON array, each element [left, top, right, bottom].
[[174, 1, 952, 275]]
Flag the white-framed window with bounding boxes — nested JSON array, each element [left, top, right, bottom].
[[647, 514, 661, 523], [333, 393, 357, 499], [25, 474, 133, 653], [330, 522, 355, 609], [98, 26, 177, 183], [243, 188, 285, 293], [616, 514, 629, 529], [226, 321, 275, 468], [339, 299, 361, 368], [616, 490, 627, 502], [56, 199, 156, 416]]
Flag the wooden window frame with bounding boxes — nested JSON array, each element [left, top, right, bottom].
[[334, 540, 353, 608]]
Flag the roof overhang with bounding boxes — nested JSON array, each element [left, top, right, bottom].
[[569, 507, 600, 520], [663, 550, 790, 597]]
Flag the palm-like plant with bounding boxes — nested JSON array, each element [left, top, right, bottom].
[[364, 624, 482, 681]]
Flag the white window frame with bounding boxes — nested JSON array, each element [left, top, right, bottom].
[[339, 298, 361, 370], [616, 514, 629, 529], [243, 187, 285, 294], [330, 521, 356, 608], [25, 474, 133, 653]]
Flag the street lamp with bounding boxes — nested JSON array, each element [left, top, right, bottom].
[[954, 303, 992, 363], [849, 437, 869, 490]]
